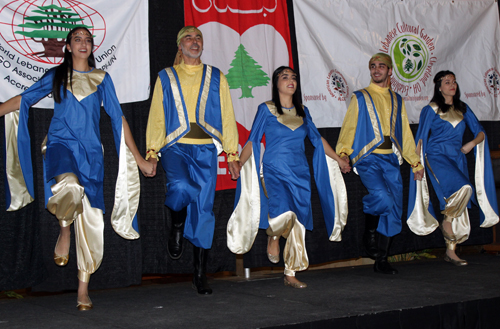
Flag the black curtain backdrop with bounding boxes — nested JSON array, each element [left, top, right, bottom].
[[0, 0, 498, 292]]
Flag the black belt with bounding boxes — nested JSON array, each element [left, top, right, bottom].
[[376, 136, 392, 150], [183, 123, 211, 139]]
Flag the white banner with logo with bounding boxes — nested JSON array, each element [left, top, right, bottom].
[[294, 0, 500, 127], [0, 0, 149, 108]]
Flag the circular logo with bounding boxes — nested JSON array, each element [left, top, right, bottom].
[[0, 0, 106, 65], [326, 69, 348, 101], [390, 35, 429, 83], [484, 68, 500, 97]]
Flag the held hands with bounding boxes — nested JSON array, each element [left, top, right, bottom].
[[338, 156, 351, 174], [227, 160, 241, 180], [413, 140, 424, 181], [140, 157, 157, 177], [461, 141, 475, 155], [414, 169, 424, 181]]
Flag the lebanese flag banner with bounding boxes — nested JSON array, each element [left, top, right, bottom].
[[0, 0, 150, 108], [184, 0, 293, 190], [294, 0, 500, 128]]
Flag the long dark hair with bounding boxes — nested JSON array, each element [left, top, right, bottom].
[[430, 70, 466, 114], [271, 66, 305, 117], [52, 27, 96, 103]]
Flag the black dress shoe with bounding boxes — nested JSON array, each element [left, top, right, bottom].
[[192, 274, 212, 295], [167, 228, 184, 260], [374, 259, 398, 274]]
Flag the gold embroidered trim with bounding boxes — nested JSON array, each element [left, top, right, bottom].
[[197, 66, 222, 141], [429, 102, 463, 128], [352, 90, 383, 164], [389, 90, 402, 153], [69, 69, 105, 102], [265, 101, 303, 131], [165, 68, 189, 146]]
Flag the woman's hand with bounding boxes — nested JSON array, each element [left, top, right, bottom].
[[461, 132, 485, 155], [139, 157, 157, 177], [228, 160, 241, 180], [460, 142, 474, 155], [460, 141, 475, 155], [321, 137, 351, 173]]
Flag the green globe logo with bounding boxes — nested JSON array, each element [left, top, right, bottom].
[[390, 35, 429, 83]]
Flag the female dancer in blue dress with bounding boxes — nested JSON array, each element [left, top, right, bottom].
[[408, 70, 498, 265], [227, 66, 350, 288], [0, 27, 153, 310]]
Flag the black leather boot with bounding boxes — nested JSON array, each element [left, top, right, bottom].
[[192, 247, 212, 295], [167, 208, 187, 260], [363, 214, 379, 260], [374, 234, 398, 274]]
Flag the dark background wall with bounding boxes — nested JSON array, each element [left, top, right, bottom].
[[0, 0, 498, 292]]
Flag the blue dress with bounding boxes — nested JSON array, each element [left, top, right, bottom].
[[423, 105, 476, 206], [17, 68, 124, 212], [408, 103, 498, 239], [227, 101, 348, 255], [252, 103, 317, 230], [4, 67, 140, 239]]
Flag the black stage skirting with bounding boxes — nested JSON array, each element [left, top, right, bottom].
[[0, 0, 499, 293], [1, 254, 499, 328]]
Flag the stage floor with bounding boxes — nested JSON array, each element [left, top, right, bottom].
[[1, 253, 500, 328]]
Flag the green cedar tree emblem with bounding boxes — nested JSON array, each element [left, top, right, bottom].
[[391, 35, 428, 83], [226, 44, 269, 99], [15, 5, 93, 58]]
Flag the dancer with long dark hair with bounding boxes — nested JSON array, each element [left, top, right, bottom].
[[408, 70, 498, 265], [228, 66, 350, 288], [0, 27, 153, 310]]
